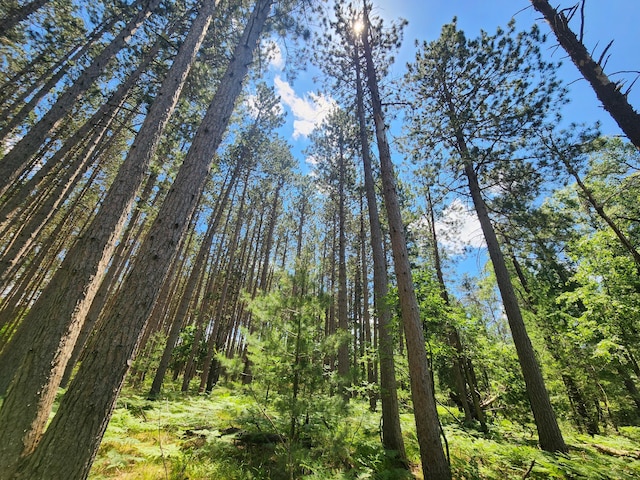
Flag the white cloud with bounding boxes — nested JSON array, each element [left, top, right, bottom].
[[305, 154, 319, 167], [435, 198, 485, 255], [274, 75, 335, 139]]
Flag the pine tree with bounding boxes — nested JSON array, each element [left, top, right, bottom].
[[5, 1, 274, 478], [405, 19, 567, 453], [360, 2, 451, 477]]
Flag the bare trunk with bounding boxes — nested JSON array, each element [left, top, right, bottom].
[[181, 172, 242, 392], [0, 0, 163, 197], [259, 181, 282, 291], [337, 142, 350, 392], [463, 159, 567, 452], [202, 174, 251, 392], [11, 2, 271, 477], [0, 3, 217, 473], [0, 47, 52, 106], [361, 7, 450, 478], [616, 360, 640, 413], [354, 39, 406, 461], [530, 0, 640, 149], [153, 173, 244, 398], [61, 174, 160, 388], [359, 204, 377, 411]]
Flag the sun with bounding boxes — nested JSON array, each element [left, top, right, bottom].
[[352, 19, 364, 35]]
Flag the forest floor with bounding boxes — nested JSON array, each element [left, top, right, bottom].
[[85, 382, 640, 479]]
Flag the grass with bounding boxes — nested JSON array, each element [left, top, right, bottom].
[[88, 382, 640, 479]]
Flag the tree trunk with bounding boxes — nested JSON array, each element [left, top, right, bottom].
[[0, 143, 115, 389], [181, 173, 241, 392], [564, 157, 640, 268], [354, 38, 406, 461], [530, 0, 640, 149], [0, 181, 92, 341], [462, 159, 567, 452], [0, 3, 217, 472], [616, 360, 640, 413], [11, 1, 271, 477], [0, 46, 52, 106], [337, 141, 350, 393], [259, 180, 282, 291], [0, 0, 49, 34], [149, 169, 242, 399], [201, 172, 251, 392], [359, 204, 377, 411], [197, 203, 236, 390], [0, 110, 119, 286], [0, 0, 163, 197], [61, 173, 161, 388], [0, 17, 114, 144], [0, 28, 160, 233], [361, 7, 450, 478], [425, 187, 486, 429]]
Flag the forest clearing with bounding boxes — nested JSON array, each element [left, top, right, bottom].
[[1, 0, 640, 478]]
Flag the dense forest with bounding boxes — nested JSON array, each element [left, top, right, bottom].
[[1, 0, 639, 479]]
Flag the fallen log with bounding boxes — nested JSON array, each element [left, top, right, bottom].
[[593, 444, 640, 459]]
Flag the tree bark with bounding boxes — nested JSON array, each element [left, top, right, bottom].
[[462, 159, 567, 452], [337, 141, 350, 393], [11, 1, 271, 477], [0, 2, 217, 473], [0, 110, 119, 286], [361, 6, 450, 478], [258, 180, 282, 291], [62, 173, 161, 388], [181, 172, 241, 392], [0, 46, 52, 106], [359, 203, 377, 411], [354, 38, 406, 461]]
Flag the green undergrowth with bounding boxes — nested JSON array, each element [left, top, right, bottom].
[[445, 421, 640, 479], [88, 383, 640, 479]]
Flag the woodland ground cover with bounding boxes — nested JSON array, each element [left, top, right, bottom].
[[87, 381, 640, 480]]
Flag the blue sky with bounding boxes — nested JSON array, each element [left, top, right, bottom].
[[375, 0, 640, 134], [269, 0, 640, 143], [262, 0, 640, 276]]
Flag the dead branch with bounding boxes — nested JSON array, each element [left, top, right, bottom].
[[522, 459, 536, 479]]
